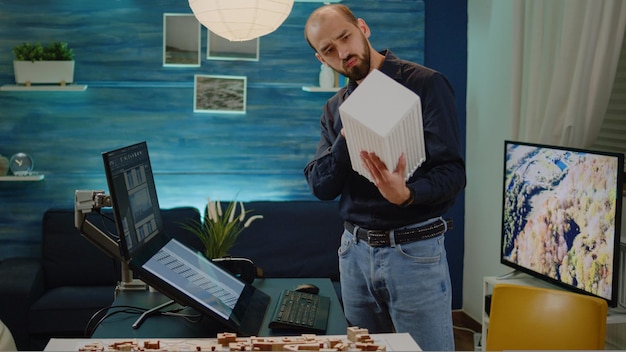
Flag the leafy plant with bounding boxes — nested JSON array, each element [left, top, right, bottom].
[[12, 41, 74, 62], [181, 198, 263, 259]]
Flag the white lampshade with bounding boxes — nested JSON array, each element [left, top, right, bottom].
[[188, 0, 295, 42]]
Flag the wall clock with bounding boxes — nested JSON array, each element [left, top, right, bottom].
[[9, 152, 34, 176]]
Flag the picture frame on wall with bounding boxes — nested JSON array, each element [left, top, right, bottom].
[[194, 75, 247, 114], [207, 31, 259, 61], [163, 13, 201, 67]]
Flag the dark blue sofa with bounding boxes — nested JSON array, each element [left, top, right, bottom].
[[0, 201, 344, 351]]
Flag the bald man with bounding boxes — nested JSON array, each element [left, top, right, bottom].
[[303, 5, 466, 351]]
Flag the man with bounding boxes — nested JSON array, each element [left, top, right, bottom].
[[303, 4, 466, 351]]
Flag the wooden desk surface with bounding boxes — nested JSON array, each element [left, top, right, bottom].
[[92, 278, 347, 339]]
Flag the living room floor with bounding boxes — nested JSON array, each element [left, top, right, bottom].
[[453, 311, 482, 351]]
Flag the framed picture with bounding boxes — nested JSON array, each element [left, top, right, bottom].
[[194, 75, 247, 114], [207, 31, 259, 61], [163, 13, 201, 67]]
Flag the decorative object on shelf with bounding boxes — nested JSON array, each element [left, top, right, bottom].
[[11, 41, 75, 86], [181, 197, 263, 259], [335, 71, 348, 87], [302, 66, 346, 93], [0, 155, 8, 176], [319, 63, 335, 89], [188, 0, 294, 41], [9, 152, 34, 176]]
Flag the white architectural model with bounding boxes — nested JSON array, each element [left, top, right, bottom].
[[339, 69, 425, 183]]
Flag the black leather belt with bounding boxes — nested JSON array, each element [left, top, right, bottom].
[[344, 219, 452, 247]]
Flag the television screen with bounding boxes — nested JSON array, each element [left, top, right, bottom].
[[501, 140, 624, 307]]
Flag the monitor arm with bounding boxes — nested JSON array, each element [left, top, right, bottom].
[[74, 190, 118, 260], [74, 190, 146, 292]]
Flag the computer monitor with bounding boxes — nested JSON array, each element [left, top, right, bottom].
[[101, 141, 271, 335], [500, 140, 624, 307], [102, 141, 162, 260]]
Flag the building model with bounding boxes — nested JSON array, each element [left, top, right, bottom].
[[76, 327, 387, 351]]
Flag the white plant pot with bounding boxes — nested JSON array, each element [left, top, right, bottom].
[[13, 60, 75, 85]]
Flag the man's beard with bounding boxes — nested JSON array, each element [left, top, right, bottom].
[[332, 36, 372, 82], [342, 55, 370, 82]]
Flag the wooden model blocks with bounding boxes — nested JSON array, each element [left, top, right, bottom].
[[77, 326, 387, 351]]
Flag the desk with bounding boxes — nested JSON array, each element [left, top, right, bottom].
[[92, 278, 347, 339]]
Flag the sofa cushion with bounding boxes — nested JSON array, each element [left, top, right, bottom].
[[28, 286, 114, 337], [0, 258, 45, 350], [229, 201, 343, 281], [42, 209, 121, 289]]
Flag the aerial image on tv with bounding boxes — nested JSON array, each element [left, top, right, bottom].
[[502, 144, 619, 299]]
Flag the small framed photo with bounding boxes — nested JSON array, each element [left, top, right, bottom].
[[207, 31, 259, 61], [194, 75, 247, 114], [163, 13, 201, 67]]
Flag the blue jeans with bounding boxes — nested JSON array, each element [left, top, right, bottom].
[[338, 222, 454, 351]]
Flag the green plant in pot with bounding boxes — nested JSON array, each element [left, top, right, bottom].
[[182, 198, 263, 260], [12, 41, 74, 61], [11, 41, 75, 85]]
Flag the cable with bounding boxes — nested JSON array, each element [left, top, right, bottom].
[[453, 325, 479, 334], [85, 305, 146, 337], [95, 209, 119, 240], [452, 309, 481, 334], [85, 303, 204, 337], [162, 311, 203, 324]]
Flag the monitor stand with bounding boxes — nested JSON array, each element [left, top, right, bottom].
[[609, 305, 626, 315], [116, 262, 147, 293], [495, 269, 525, 280], [132, 299, 176, 329]]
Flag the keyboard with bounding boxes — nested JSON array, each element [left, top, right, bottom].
[[268, 289, 330, 333]]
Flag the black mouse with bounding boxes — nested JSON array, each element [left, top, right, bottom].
[[294, 283, 320, 295]]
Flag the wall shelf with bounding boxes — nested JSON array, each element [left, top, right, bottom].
[[0, 174, 45, 181], [302, 86, 341, 92], [1, 84, 87, 91]]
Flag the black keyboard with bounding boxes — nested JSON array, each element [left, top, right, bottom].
[[268, 289, 330, 333]]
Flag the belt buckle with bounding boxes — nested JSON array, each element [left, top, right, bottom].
[[366, 230, 389, 246]]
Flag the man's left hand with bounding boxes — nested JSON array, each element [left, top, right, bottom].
[[360, 151, 411, 206]]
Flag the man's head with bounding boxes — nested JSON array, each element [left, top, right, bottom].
[[304, 4, 379, 83]]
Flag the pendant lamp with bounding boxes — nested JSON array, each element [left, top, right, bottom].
[[188, 0, 295, 42]]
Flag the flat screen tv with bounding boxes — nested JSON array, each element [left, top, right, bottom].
[[501, 140, 624, 307]]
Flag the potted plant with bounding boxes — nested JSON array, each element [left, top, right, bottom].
[[11, 41, 75, 86], [182, 198, 263, 260]]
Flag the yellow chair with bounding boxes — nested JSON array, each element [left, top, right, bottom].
[[486, 283, 608, 351]]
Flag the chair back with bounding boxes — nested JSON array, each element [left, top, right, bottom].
[[486, 283, 608, 351]]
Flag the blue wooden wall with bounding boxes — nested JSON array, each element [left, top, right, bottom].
[[0, 0, 469, 310], [0, 0, 426, 258]]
